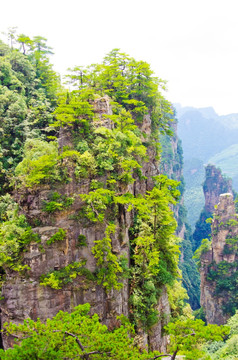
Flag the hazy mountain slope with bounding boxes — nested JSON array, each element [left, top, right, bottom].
[[218, 113, 238, 129], [208, 144, 238, 189], [177, 107, 238, 162], [183, 158, 205, 229], [176, 104, 238, 228]]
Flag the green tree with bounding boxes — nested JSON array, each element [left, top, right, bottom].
[[0, 36, 59, 193], [0, 306, 230, 360], [0, 194, 39, 272], [208, 311, 238, 359], [66, 49, 173, 134], [15, 139, 60, 187], [16, 34, 34, 55], [0, 304, 157, 360], [165, 318, 229, 360]]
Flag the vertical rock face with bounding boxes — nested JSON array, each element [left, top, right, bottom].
[[0, 97, 170, 351], [160, 119, 184, 233], [203, 165, 233, 213], [193, 164, 233, 251], [149, 286, 170, 353], [200, 193, 238, 325], [160, 118, 201, 310]]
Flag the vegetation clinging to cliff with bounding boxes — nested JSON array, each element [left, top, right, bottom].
[[0, 37, 61, 193], [0, 36, 184, 332]]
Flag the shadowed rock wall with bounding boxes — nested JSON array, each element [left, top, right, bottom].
[[200, 193, 238, 324], [0, 97, 170, 352]]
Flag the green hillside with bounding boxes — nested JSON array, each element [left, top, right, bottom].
[[183, 158, 205, 229], [208, 144, 238, 189], [176, 105, 238, 228]]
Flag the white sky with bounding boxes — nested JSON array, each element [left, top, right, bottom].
[[1, 0, 238, 115]]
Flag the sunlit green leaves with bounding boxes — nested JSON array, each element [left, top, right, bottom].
[[66, 49, 174, 133], [80, 189, 115, 222], [0, 37, 60, 192], [166, 318, 229, 360], [0, 195, 39, 270], [0, 303, 158, 359], [15, 139, 60, 187], [92, 223, 124, 292], [53, 91, 94, 129]]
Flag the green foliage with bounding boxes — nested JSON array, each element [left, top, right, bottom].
[[167, 280, 192, 319], [66, 49, 173, 134], [224, 217, 238, 228], [92, 223, 123, 292], [193, 165, 233, 252], [53, 90, 94, 128], [0, 195, 39, 271], [208, 311, 238, 359], [159, 118, 183, 180], [53, 92, 148, 185], [226, 310, 238, 336], [92, 109, 147, 180], [160, 122, 200, 311], [180, 223, 201, 310], [43, 201, 64, 213], [128, 175, 181, 329], [200, 212, 238, 318], [193, 307, 206, 322], [182, 158, 205, 230], [193, 209, 212, 251], [40, 261, 95, 289], [79, 173, 181, 328], [165, 318, 229, 360], [43, 192, 74, 213], [55, 65, 178, 303], [80, 189, 114, 223], [216, 335, 238, 359], [206, 259, 238, 316], [0, 303, 159, 359], [77, 234, 87, 247], [204, 340, 225, 359], [0, 41, 188, 345], [46, 229, 66, 245], [129, 280, 159, 329], [0, 35, 60, 192], [15, 139, 60, 187], [193, 238, 212, 268], [74, 150, 97, 179]]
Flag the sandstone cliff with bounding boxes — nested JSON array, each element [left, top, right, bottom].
[[203, 165, 233, 213], [160, 118, 200, 310], [200, 193, 238, 324], [193, 164, 233, 251], [160, 119, 184, 236], [0, 97, 171, 352]]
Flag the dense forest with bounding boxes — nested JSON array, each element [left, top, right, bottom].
[[0, 32, 237, 359]]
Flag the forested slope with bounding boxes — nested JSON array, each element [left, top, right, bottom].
[[0, 38, 188, 353], [176, 104, 238, 229], [0, 35, 233, 360], [0, 36, 61, 193]]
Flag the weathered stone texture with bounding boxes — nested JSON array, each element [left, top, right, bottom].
[[148, 286, 171, 353], [200, 193, 238, 325], [0, 97, 170, 352], [203, 165, 233, 214]]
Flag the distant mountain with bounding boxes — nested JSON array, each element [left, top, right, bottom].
[[208, 144, 238, 189], [174, 103, 218, 120], [218, 113, 238, 129], [175, 104, 238, 228], [176, 105, 238, 162], [182, 158, 205, 229]]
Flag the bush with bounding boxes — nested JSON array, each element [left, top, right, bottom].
[[46, 229, 66, 245], [15, 139, 60, 187]]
